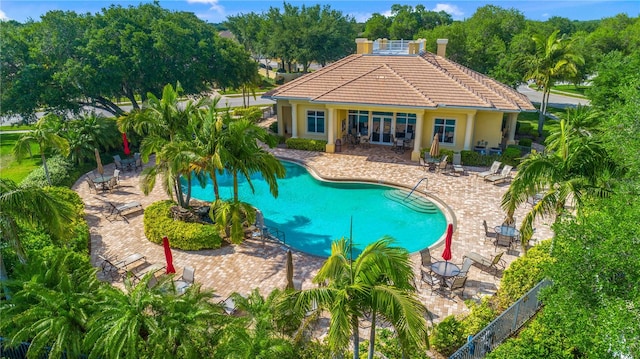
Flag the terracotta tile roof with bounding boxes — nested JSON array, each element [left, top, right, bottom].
[[263, 53, 535, 111]]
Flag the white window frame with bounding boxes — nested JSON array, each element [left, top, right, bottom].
[[307, 110, 325, 134], [434, 118, 456, 145]]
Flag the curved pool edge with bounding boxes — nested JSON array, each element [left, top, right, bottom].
[[276, 155, 457, 252]]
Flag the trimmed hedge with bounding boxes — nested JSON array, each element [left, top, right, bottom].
[[20, 155, 74, 188], [143, 200, 223, 250], [517, 138, 533, 147], [285, 138, 327, 151]]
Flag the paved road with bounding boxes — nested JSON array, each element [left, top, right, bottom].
[[517, 85, 590, 108], [1, 93, 276, 126]]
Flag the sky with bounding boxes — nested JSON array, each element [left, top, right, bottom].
[[1, 0, 638, 24]]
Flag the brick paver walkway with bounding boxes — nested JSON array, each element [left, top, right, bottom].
[[73, 145, 552, 326]]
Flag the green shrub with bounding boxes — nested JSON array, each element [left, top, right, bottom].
[[430, 315, 467, 356], [460, 151, 502, 167], [440, 149, 454, 162], [44, 186, 90, 253], [517, 138, 532, 147], [232, 106, 263, 122], [269, 121, 278, 133], [143, 200, 223, 250], [517, 122, 532, 135], [495, 240, 553, 309], [461, 297, 498, 336], [20, 155, 74, 188], [358, 328, 429, 359], [285, 138, 327, 151], [500, 146, 523, 167]]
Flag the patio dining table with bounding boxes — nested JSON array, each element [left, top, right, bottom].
[[93, 175, 113, 191], [495, 225, 521, 247]]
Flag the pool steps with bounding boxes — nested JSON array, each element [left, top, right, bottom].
[[384, 190, 439, 214]]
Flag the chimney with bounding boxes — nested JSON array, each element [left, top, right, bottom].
[[436, 38, 448, 57], [355, 38, 373, 54]]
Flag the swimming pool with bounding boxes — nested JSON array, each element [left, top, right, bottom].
[[185, 161, 447, 257]]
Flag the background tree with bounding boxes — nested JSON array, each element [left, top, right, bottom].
[[501, 106, 619, 251], [0, 3, 241, 119], [363, 13, 391, 39], [12, 114, 70, 185], [525, 30, 584, 137]]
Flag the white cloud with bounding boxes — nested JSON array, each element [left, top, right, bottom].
[[542, 13, 550, 18], [0, 9, 10, 21], [432, 3, 464, 19], [186, 0, 224, 14]]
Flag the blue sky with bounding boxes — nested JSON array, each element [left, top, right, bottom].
[[1, 0, 638, 23]]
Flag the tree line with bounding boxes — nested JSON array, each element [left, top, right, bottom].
[[0, 3, 257, 120]]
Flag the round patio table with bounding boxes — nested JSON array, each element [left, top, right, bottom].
[[93, 175, 113, 191], [430, 261, 460, 278], [494, 225, 520, 238]]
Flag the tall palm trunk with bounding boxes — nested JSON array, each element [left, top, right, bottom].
[[232, 172, 239, 202], [212, 172, 220, 200], [368, 310, 377, 359], [40, 148, 52, 186], [352, 314, 360, 359]]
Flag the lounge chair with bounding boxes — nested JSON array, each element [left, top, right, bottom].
[[464, 252, 506, 274], [484, 165, 513, 184], [452, 153, 465, 175], [476, 161, 501, 179], [106, 201, 143, 223], [175, 266, 195, 295]]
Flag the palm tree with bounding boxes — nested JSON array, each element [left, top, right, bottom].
[[215, 289, 296, 358], [292, 237, 428, 359], [502, 106, 619, 252], [63, 113, 121, 165], [213, 114, 285, 243], [119, 82, 209, 208], [12, 114, 70, 185], [0, 251, 101, 358], [526, 30, 584, 138], [192, 99, 225, 201], [0, 179, 75, 282]]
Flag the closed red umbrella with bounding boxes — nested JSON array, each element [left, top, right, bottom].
[[122, 132, 131, 156], [163, 236, 176, 274], [442, 223, 453, 261]]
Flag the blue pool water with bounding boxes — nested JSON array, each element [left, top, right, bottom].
[[185, 161, 447, 257]]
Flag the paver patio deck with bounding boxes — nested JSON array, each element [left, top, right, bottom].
[[73, 142, 552, 326]]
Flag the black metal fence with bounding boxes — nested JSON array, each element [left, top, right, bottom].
[[449, 279, 552, 358]]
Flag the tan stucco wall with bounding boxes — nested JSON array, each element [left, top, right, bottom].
[[473, 112, 503, 149]]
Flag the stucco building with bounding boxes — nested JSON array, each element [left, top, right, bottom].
[[263, 39, 535, 161]]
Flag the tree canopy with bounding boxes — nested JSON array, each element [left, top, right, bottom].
[[0, 3, 255, 120]]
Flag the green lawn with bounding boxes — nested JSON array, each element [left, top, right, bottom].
[[0, 124, 33, 131], [0, 132, 41, 183], [552, 84, 589, 97], [517, 107, 565, 139]]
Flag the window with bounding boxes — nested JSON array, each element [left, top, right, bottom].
[[396, 113, 416, 139], [348, 110, 369, 135], [434, 119, 456, 144], [307, 110, 325, 133]]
